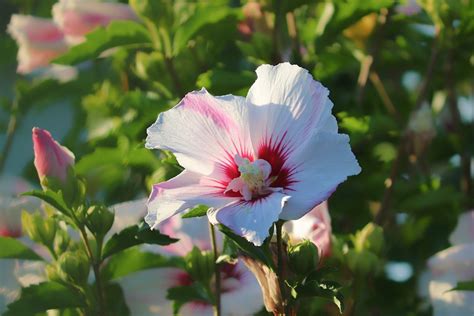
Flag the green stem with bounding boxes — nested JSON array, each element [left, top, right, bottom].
[[375, 34, 440, 226], [445, 46, 473, 208], [164, 57, 184, 97], [0, 99, 20, 173], [272, 0, 283, 63], [79, 228, 106, 316], [275, 220, 289, 315], [209, 222, 221, 316], [46, 244, 58, 261]]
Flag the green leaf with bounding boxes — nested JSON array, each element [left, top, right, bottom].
[[283, 0, 314, 12], [136, 221, 179, 245], [333, 0, 393, 32], [297, 280, 344, 314], [102, 247, 184, 280], [218, 225, 274, 269], [167, 284, 212, 315], [104, 283, 130, 316], [373, 142, 397, 163], [196, 69, 256, 95], [54, 20, 151, 65], [449, 280, 474, 292], [23, 190, 72, 217], [0, 237, 44, 261], [182, 205, 208, 219], [5, 282, 86, 315], [102, 223, 178, 259], [216, 235, 239, 264], [304, 266, 339, 283], [173, 5, 237, 55]]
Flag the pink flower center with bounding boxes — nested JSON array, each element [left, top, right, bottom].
[[225, 155, 276, 201], [0, 227, 22, 238]]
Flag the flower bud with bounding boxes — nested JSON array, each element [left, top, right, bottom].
[[346, 249, 380, 275], [288, 239, 319, 275], [45, 263, 62, 283], [86, 205, 115, 238], [54, 228, 71, 254], [283, 201, 332, 259], [406, 104, 436, 157], [353, 223, 384, 254], [21, 211, 57, 247], [57, 250, 90, 285], [241, 254, 284, 314], [238, 1, 270, 38], [185, 247, 214, 285], [32, 127, 75, 186]]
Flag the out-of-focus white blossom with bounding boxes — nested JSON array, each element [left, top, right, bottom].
[[420, 210, 474, 316]]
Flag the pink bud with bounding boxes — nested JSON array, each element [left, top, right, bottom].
[[52, 0, 139, 43], [32, 127, 75, 183], [284, 201, 332, 259], [7, 15, 69, 74]]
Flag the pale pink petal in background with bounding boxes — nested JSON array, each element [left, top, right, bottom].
[[7, 15, 68, 74], [53, 0, 138, 43]]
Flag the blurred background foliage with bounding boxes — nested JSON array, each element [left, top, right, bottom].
[[0, 0, 473, 315]]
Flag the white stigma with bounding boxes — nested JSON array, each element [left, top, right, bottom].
[[225, 155, 273, 201]]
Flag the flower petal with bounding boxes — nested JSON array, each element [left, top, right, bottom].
[[208, 192, 290, 246], [52, 0, 138, 39], [146, 170, 237, 229], [157, 216, 216, 257], [424, 244, 474, 316], [279, 132, 361, 220], [428, 244, 474, 277], [246, 63, 336, 158], [220, 261, 263, 315], [110, 199, 148, 236], [146, 89, 253, 177], [449, 210, 474, 246], [118, 267, 178, 316]]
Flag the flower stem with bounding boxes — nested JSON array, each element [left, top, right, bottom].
[[445, 46, 473, 208], [79, 227, 106, 316], [275, 220, 289, 315], [272, 0, 283, 63], [0, 99, 20, 173], [209, 222, 221, 316], [375, 34, 440, 226], [164, 57, 184, 98]]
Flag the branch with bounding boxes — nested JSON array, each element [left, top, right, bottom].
[[375, 34, 440, 225]]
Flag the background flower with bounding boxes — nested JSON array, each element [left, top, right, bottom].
[[112, 199, 264, 316], [0, 176, 42, 313], [53, 0, 138, 43], [283, 201, 332, 258], [420, 210, 474, 316], [7, 15, 68, 74]]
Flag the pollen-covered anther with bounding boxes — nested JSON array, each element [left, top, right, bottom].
[[225, 155, 274, 201]]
